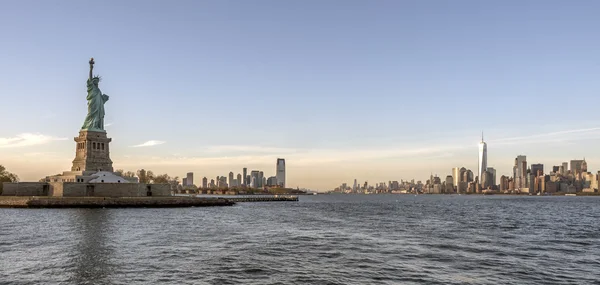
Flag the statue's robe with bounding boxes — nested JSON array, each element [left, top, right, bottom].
[[82, 79, 109, 131]]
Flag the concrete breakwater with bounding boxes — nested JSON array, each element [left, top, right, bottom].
[[176, 194, 299, 202], [0, 196, 235, 208]]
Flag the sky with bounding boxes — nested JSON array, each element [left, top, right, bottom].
[[1, 0, 600, 191]]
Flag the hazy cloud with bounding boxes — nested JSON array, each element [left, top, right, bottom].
[[0, 133, 67, 148], [131, 140, 166, 147], [204, 145, 298, 154], [491, 127, 600, 145], [105, 122, 113, 127], [125, 126, 600, 167]]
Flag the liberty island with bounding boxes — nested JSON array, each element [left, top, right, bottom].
[[0, 58, 233, 207]]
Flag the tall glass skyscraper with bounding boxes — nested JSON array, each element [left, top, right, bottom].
[[478, 132, 487, 182], [276, 158, 286, 188]]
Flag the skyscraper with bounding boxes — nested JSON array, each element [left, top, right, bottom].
[[237, 173, 242, 186], [513, 155, 527, 189], [459, 167, 467, 183], [250, 171, 259, 189], [561, 162, 568, 174], [478, 132, 487, 181], [531, 164, 544, 177], [267, 176, 278, 186], [570, 159, 585, 174], [486, 167, 496, 187], [186, 172, 193, 186], [242, 168, 248, 186], [228, 172, 234, 188], [452, 167, 460, 187], [276, 158, 286, 188], [202, 177, 207, 189]]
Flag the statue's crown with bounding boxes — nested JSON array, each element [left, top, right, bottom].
[[92, 75, 102, 82]]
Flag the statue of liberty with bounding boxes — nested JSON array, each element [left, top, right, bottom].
[[81, 58, 109, 131]]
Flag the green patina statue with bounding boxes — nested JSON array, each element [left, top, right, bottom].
[[81, 57, 109, 132]]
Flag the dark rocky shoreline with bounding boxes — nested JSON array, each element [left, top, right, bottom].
[[0, 196, 235, 208]]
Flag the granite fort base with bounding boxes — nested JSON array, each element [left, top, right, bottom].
[[2, 182, 170, 197]]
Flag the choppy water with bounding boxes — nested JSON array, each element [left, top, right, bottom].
[[1, 195, 599, 284]]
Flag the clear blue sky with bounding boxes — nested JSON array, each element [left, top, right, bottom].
[[1, 0, 600, 190]]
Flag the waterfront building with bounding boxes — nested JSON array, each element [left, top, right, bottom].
[[267, 176, 278, 186], [228, 172, 234, 188], [459, 167, 467, 183], [546, 181, 558, 193], [478, 133, 488, 182], [258, 171, 264, 188], [202, 177, 207, 189], [452, 167, 460, 187], [513, 155, 527, 189], [243, 168, 248, 186], [561, 162, 568, 174], [500, 175, 509, 191], [444, 175, 453, 193], [486, 167, 496, 187], [186, 172, 193, 186], [182, 178, 187, 186], [570, 159, 585, 174], [481, 171, 494, 189], [218, 176, 227, 188], [466, 170, 474, 182], [250, 171, 259, 188], [237, 173, 242, 186], [531, 164, 544, 177], [457, 181, 467, 193], [527, 173, 536, 193], [552, 165, 560, 173], [276, 158, 286, 188]]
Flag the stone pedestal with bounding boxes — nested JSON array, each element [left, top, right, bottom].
[[71, 130, 113, 172]]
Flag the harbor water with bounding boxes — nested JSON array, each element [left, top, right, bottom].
[[1, 195, 599, 284]]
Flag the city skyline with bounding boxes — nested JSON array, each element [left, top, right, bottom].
[[2, 1, 600, 191]]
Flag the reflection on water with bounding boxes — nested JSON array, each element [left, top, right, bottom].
[[1, 195, 600, 284], [69, 209, 114, 285]]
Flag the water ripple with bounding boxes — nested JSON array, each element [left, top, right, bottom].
[[1, 195, 600, 284]]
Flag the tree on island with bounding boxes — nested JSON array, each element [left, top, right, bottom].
[[115, 169, 136, 178], [136, 169, 154, 184], [153, 173, 179, 185], [0, 165, 19, 195]]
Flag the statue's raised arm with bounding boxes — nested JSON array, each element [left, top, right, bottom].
[[89, 58, 94, 81]]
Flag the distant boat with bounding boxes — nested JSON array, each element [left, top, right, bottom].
[[566, 193, 577, 196]]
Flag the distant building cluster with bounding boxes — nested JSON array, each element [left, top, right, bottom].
[[178, 158, 286, 191], [331, 133, 599, 195]]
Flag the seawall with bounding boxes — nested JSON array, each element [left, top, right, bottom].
[[175, 194, 299, 202], [0, 196, 235, 208]]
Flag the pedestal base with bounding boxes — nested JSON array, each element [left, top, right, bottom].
[[71, 130, 113, 172]]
